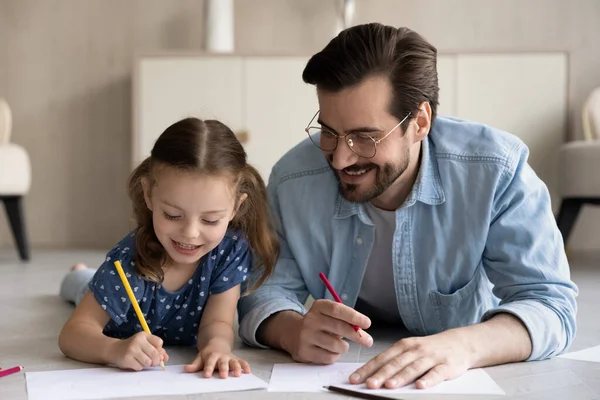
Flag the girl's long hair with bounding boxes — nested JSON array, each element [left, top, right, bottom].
[[127, 118, 279, 290]]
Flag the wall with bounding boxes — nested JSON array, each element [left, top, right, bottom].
[[1, 0, 599, 251]]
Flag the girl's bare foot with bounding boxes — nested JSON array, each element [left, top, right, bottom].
[[71, 263, 88, 271]]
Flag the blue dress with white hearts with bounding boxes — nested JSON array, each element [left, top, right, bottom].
[[88, 228, 252, 346]]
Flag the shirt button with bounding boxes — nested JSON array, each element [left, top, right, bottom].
[[355, 237, 363, 245], [341, 293, 348, 301]]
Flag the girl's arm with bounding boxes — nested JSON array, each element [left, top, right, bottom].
[[58, 291, 166, 369], [196, 285, 240, 351], [58, 291, 120, 364], [185, 285, 250, 378]]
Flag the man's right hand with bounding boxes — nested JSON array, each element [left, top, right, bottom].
[[282, 299, 373, 364]]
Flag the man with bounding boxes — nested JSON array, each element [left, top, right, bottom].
[[238, 23, 577, 390]]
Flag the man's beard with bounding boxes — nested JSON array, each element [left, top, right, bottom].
[[329, 151, 410, 203]]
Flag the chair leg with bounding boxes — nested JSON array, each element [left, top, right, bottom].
[[2, 196, 30, 261], [556, 198, 583, 246]]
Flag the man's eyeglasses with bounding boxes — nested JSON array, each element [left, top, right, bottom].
[[305, 111, 412, 159]]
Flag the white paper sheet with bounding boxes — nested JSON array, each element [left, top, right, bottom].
[[25, 364, 267, 400], [268, 363, 505, 395], [558, 345, 600, 362]]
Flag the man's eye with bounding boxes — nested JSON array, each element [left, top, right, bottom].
[[354, 134, 374, 142]]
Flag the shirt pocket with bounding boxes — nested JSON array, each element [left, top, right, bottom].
[[427, 263, 488, 331]]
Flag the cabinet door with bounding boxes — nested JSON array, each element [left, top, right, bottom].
[[134, 57, 244, 167], [243, 57, 318, 181]]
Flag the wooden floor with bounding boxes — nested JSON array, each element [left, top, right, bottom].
[[0, 248, 599, 400]]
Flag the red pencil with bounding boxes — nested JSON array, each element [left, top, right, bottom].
[[319, 272, 362, 336], [0, 366, 23, 378]]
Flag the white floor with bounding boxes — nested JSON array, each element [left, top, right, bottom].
[[1, 248, 599, 399]]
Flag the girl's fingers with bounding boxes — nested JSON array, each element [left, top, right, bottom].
[[218, 357, 231, 379], [183, 355, 203, 373], [161, 349, 170, 363], [239, 359, 251, 374], [229, 359, 242, 377], [203, 353, 220, 378]]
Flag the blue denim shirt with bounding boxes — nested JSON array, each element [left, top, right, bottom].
[[238, 116, 578, 361]]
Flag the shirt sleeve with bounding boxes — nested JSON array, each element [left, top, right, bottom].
[[237, 167, 310, 349], [209, 234, 253, 295], [88, 244, 138, 326], [481, 142, 578, 361]]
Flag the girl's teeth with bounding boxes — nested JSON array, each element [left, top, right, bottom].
[[176, 242, 198, 250]]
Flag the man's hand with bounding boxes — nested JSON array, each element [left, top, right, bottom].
[[285, 299, 373, 364], [349, 329, 473, 390], [349, 314, 532, 390]]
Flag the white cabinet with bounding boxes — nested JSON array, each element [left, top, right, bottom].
[[243, 57, 317, 181], [134, 55, 316, 181], [134, 57, 245, 163], [133, 52, 567, 206]]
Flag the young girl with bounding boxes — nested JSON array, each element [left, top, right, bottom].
[[58, 117, 279, 379]]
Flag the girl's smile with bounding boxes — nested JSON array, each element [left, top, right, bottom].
[[171, 240, 203, 256]]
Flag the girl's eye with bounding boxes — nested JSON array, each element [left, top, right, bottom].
[[163, 212, 180, 220], [202, 219, 220, 226]]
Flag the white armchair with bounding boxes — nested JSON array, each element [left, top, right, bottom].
[[556, 87, 600, 246], [0, 98, 31, 261]]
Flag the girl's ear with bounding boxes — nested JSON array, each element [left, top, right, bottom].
[[230, 193, 248, 220], [141, 177, 153, 210]]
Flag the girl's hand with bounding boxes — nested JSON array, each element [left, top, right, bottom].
[[184, 339, 251, 378], [109, 332, 169, 371]]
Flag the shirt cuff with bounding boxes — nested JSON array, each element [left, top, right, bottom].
[[238, 298, 307, 349], [481, 299, 569, 361]]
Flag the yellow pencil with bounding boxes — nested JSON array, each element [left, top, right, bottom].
[[113, 260, 166, 371]]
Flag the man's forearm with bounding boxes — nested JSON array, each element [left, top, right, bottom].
[[256, 310, 303, 353], [462, 313, 532, 367]]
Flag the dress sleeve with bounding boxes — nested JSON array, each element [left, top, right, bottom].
[[208, 235, 253, 295], [88, 242, 139, 325]]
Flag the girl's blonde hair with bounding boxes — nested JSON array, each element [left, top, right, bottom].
[[127, 118, 279, 291]]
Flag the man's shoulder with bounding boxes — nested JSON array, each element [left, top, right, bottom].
[[430, 116, 528, 171], [268, 137, 335, 187]]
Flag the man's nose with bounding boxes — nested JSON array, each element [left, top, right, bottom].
[[329, 138, 359, 170]]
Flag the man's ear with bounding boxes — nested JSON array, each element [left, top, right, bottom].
[[141, 177, 153, 211], [230, 193, 248, 221], [412, 101, 432, 143]]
